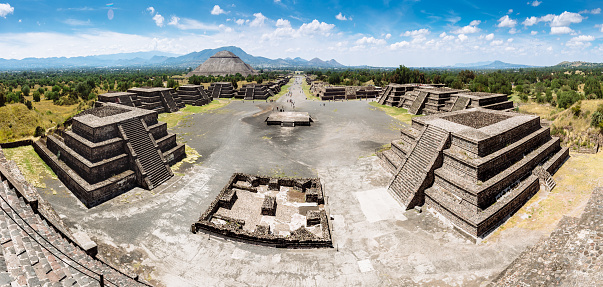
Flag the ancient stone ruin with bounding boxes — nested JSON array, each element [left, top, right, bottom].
[[192, 173, 332, 248], [186, 50, 258, 77], [378, 108, 569, 238], [207, 82, 237, 98], [34, 103, 185, 207], [378, 84, 514, 115], [98, 87, 185, 113], [236, 83, 275, 100], [176, 84, 212, 106], [310, 82, 381, 100], [266, 112, 313, 127]]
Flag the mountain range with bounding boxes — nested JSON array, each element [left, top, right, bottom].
[[0, 46, 345, 70], [441, 60, 536, 69]]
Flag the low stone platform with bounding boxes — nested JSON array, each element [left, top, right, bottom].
[[192, 173, 332, 248], [266, 112, 313, 127]]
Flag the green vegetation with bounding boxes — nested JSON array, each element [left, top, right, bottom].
[[368, 102, 418, 124], [158, 100, 231, 128], [2, 146, 57, 188], [301, 80, 319, 101], [269, 78, 293, 101]]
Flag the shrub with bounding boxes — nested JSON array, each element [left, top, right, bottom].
[[32, 90, 41, 102], [591, 104, 603, 128], [34, 126, 45, 137], [25, 100, 33, 110]]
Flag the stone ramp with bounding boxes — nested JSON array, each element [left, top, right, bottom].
[[120, 119, 171, 189], [492, 187, 603, 286], [408, 90, 428, 115], [450, 96, 470, 112], [388, 125, 449, 209], [0, 180, 146, 286]]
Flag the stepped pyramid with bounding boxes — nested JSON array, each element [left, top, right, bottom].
[[379, 108, 569, 238], [186, 50, 258, 77]]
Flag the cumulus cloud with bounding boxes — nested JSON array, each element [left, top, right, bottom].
[[508, 9, 514, 14], [439, 32, 455, 41], [458, 34, 468, 41], [453, 20, 481, 34], [550, 26, 573, 34], [235, 19, 245, 25], [497, 15, 517, 28], [550, 12, 583, 27], [0, 3, 14, 18], [153, 13, 165, 27], [490, 40, 503, 46], [579, 8, 601, 14], [522, 11, 583, 34], [276, 18, 290, 28], [485, 33, 494, 40], [211, 5, 226, 15], [299, 19, 334, 35], [531, 30, 538, 35], [528, 1, 541, 7], [167, 16, 220, 30], [566, 35, 595, 47], [385, 33, 391, 39], [522, 16, 540, 26], [261, 19, 334, 41], [356, 36, 386, 45], [390, 41, 410, 49], [146, 7, 155, 14], [402, 28, 430, 37], [249, 13, 267, 27], [335, 12, 349, 21], [597, 24, 603, 33]]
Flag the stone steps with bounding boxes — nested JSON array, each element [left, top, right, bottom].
[[378, 86, 392, 105], [408, 91, 428, 115], [121, 119, 171, 188], [0, 180, 146, 286], [450, 96, 470, 112]]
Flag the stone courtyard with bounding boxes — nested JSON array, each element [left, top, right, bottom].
[[6, 76, 601, 286]]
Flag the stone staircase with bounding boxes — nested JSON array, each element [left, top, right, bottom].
[[378, 85, 392, 105], [212, 86, 222, 99], [388, 125, 449, 209], [533, 165, 556, 191], [0, 181, 146, 286], [161, 91, 179, 113], [244, 87, 254, 100], [450, 96, 470, 112], [408, 90, 428, 115], [120, 119, 171, 189]]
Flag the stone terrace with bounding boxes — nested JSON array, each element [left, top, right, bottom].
[[34, 103, 185, 207], [379, 108, 569, 238], [492, 187, 603, 286]]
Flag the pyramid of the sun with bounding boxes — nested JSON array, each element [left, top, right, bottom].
[[186, 50, 258, 77]]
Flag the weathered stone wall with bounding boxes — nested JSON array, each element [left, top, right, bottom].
[[63, 131, 124, 163], [72, 121, 118, 143]]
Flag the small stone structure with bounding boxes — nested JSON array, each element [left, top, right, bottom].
[[236, 83, 275, 100], [311, 82, 381, 100], [378, 108, 569, 238], [186, 50, 258, 77], [98, 87, 185, 113], [192, 173, 332, 248], [176, 84, 212, 106], [266, 112, 313, 127], [207, 82, 237, 98], [377, 84, 514, 115], [34, 103, 185, 207]]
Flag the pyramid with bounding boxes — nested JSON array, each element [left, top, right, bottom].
[[186, 50, 258, 77]]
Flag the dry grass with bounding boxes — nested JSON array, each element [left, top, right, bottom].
[[518, 103, 559, 120], [2, 145, 57, 188], [268, 78, 294, 101], [171, 144, 202, 171], [158, 100, 231, 128], [486, 151, 603, 242], [368, 102, 418, 125]]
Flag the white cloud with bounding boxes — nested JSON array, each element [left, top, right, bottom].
[[522, 16, 539, 26], [276, 18, 291, 28], [491, 40, 503, 45], [63, 19, 91, 26], [485, 33, 494, 40], [235, 19, 245, 25], [402, 28, 430, 37], [167, 16, 220, 30], [356, 36, 386, 45], [249, 13, 267, 27], [567, 35, 595, 47], [531, 30, 538, 35], [528, 1, 541, 7], [579, 8, 601, 14], [146, 7, 155, 14], [153, 13, 165, 27], [390, 41, 410, 49], [385, 33, 391, 39], [0, 3, 14, 18], [507, 38, 514, 42], [335, 12, 349, 21], [550, 12, 583, 27], [211, 5, 226, 15], [508, 9, 513, 14], [453, 21, 481, 34], [550, 26, 573, 34], [458, 34, 468, 41], [597, 24, 603, 33], [439, 32, 455, 41], [497, 15, 517, 28], [298, 19, 334, 35]]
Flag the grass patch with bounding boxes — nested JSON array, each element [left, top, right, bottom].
[[2, 145, 57, 188], [302, 80, 320, 101], [171, 145, 202, 171], [368, 102, 418, 124], [518, 103, 559, 120], [158, 100, 231, 128]]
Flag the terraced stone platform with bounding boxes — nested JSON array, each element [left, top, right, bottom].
[[381, 108, 569, 238], [265, 112, 313, 127]]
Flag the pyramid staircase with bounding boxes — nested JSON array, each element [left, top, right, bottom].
[[450, 96, 470, 112], [533, 165, 556, 191], [388, 125, 449, 209], [119, 119, 172, 190], [161, 91, 179, 113], [378, 85, 392, 105], [244, 87, 254, 100], [212, 86, 222, 99], [0, 180, 146, 286], [408, 91, 429, 115]]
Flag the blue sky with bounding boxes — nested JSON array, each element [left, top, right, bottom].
[[0, 0, 602, 66]]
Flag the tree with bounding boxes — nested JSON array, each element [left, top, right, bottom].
[[583, 77, 602, 99], [25, 100, 33, 110], [32, 90, 41, 102], [34, 126, 45, 137], [557, 90, 581, 109], [591, 104, 603, 129], [167, 78, 179, 89], [21, 85, 30, 97]]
